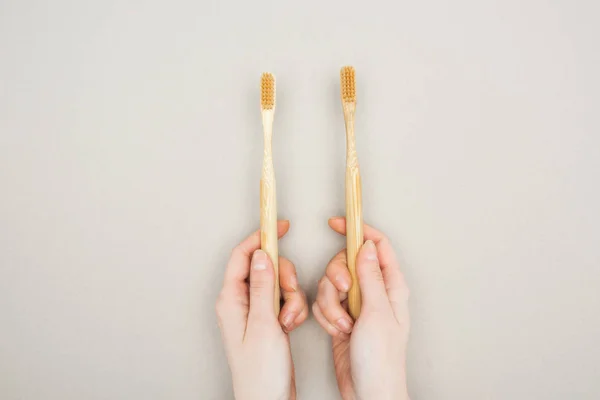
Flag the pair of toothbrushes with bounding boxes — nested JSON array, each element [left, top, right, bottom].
[[259, 67, 363, 319]]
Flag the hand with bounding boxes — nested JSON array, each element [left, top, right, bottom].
[[216, 220, 309, 400], [313, 217, 411, 400]]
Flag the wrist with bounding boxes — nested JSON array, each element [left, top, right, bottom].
[[233, 382, 291, 400], [358, 392, 409, 400], [357, 379, 409, 400]]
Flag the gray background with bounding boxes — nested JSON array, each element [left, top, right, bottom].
[[1, 0, 599, 399]]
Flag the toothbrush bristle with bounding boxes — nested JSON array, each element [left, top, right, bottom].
[[340, 66, 356, 103], [261, 73, 275, 110]]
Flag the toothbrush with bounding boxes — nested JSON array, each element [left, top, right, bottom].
[[340, 66, 364, 319], [260, 72, 280, 315]]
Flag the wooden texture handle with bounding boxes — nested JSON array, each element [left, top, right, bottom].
[[261, 111, 280, 316], [344, 104, 364, 319]]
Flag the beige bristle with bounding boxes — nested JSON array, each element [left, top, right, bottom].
[[261, 73, 275, 110], [340, 66, 356, 103]]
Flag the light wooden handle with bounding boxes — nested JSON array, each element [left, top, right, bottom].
[[261, 112, 280, 316], [346, 157, 363, 319], [344, 105, 364, 320]]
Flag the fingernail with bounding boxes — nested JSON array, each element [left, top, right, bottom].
[[336, 318, 353, 333], [336, 275, 350, 292], [252, 250, 268, 270], [329, 216, 344, 222], [283, 312, 296, 329], [289, 274, 298, 291], [363, 240, 378, 260]]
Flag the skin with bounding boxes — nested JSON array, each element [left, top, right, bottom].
[[313, 217, 411, 400], [216, 217, 410, 400], [216, 220, 309, 400]]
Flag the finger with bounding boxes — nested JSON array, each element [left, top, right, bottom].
[[279, 256, 299, 293], [247, 250, 278, 325], [293, 303, 309, 328], [279, 257, 308, 332], [325, 250, 352, 293], [224, 220, 290, 287], [356, 240, 391, 312], [316, 276, 354, 334], [217, 221, 289, 345], [329, 217, 408, 315], [312, 302, 347, 339], [328, 217, 396, 268], [282, 297, 309, 333]]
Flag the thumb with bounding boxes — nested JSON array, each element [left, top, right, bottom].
[[356, 240, 390, 312], [248, 249, 277, 323]]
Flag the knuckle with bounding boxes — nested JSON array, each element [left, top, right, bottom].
[[286, 290, 304, 307], [364, 262, 384, 281], [282, 257, 294, 269], [380, 236, 391, 247], [326, 264, 343, 279], [316, 292, 327, 310], [230, 245, 242, 259], [281, 289, 294, 302], [374, 272, 385, 283], [311, 301, 320, 316], [325, 268, 336, 282], [318, 276, 328, 290], [250, 279, 269, 291], [332, 251, 347, 263]]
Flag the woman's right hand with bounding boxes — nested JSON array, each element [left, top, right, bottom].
[[313, 217, 411, 400]]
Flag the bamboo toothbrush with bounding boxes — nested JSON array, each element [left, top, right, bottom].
[[260, 72, 280, 315], [340, 66, 364, 319]]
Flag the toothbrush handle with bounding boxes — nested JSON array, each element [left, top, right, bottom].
[[346, 153, 363, 320], [261, 156, 280, 316]]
